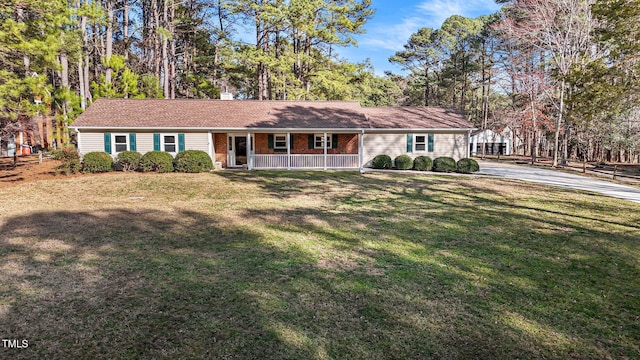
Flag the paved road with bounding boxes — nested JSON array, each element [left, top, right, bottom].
[[477, 161, 640, 204]]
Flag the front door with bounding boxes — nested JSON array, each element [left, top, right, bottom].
[[228, 135, 247, 167]]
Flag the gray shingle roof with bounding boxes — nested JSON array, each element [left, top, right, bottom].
[[71, 98, 474, 130]]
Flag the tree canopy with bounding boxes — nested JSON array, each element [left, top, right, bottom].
[[1, 0, 639, 163]]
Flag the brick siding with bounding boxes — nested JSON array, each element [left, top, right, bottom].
[[254, 133, 358, 155]]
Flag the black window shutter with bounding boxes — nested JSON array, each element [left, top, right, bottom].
[[331, 134, 338, 149], [289, 134, 294, 149], [268, 134, 274, 149], [308, 135, 314, 149]]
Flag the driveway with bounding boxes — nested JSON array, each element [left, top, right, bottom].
[[477, 161, 640, 204]]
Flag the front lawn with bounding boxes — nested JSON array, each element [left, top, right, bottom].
[[0, 171, 638, 359]]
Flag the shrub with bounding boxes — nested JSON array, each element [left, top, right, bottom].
[[53, 146, 80, 175], [371, 154, 392, 169], [432, 156, 457, 172], [174, 150, 213, 173], [456, 158, 480, 173], [413, 155, 433, 171], [394, 155, 413, 170], [116, 151, 142, 172], [140, 151, 174, 173], [82, 152, 113, 173]]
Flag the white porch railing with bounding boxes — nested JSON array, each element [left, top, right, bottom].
[[253, 154, 288, 168], [253, 154, 359, 169]]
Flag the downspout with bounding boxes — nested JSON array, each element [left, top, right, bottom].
[[467, 130, 472, 158], [75, 128, 81, 155]]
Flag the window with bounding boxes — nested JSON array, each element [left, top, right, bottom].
[[274, 134, 287, 150], [113, 134, 128, 153], [415, 135, 426, 151], [162, 134, 177, 153], [314, 134, 331, 149], [408, 134, 433, 152]]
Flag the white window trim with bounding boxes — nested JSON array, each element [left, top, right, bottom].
[[314, 133, 332, 149], [414, 135, 427, 152], [112, 133, 130, 154], [274, 134, 287, 150], [161, 133, 179, 154]]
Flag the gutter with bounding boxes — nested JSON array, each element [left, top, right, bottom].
[[71, 126, 477, 133]]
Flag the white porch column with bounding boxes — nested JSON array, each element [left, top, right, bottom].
[[247, 131, 252, 170], [207, 131, 214, 162], [323, 132, 327, 170], [359, 130, 364, 170], [287, 132, 291, 170]]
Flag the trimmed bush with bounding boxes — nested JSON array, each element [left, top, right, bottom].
[[372, 154, 392, 169], [53, 146, 80, 175], [456, 158, 480, 173], [413, 155, 433, 171], [82, 152, 113, 173], [394, 155, 413, 170], [140, 151, 174, 173], [116, 151, 142, 172], [432, 156, 457, 172], [174, 150, 213, 173]]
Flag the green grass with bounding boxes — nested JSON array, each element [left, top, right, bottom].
[[1, 171, 639, 359]]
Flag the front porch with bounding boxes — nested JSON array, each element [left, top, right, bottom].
[[214, 132, 362, 170], [252, 153, 360, 169]]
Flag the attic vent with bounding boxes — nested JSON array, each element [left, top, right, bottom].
[[220, 92, 233, 100]]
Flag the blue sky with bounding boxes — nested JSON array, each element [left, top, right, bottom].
[[339, 0, 503, 75]]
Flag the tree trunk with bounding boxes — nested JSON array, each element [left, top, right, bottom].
[[424, 67, 429, 106], [123, 0, 129, 62], [162, 0, 169, 98], [170, 1, 176, 99], [105, 0, 113, 85], [153, 0, 161, 78], [552, 79, 565, 167], [78, 57, 86, 109], [78, 0, 88, 108], [562, 123, 569, 165], [59, 47, 70, 141], [530, 97, 537, 165]]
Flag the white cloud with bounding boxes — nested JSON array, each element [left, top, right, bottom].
[[359, 0, 501, 52], [340, 0, 504, 74], [359, 16, 425, 51], [416, 0, 502, 27]]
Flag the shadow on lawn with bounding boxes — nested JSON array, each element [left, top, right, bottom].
[[222, 170, 640, 358], [1, 171, 639, 359]]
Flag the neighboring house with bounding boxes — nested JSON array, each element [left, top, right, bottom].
[[71, 99, 475, 170], [1, 116, 54, 157], [469, 128, 513, 156], [0, 135, 17, 157]]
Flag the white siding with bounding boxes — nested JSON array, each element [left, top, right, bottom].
[[431, 133, 468, 160], [363, 134, 406, 166], [78, 131, 211, 157], [136, 133, 154, 154], [78, 131, 105, 155], [363, 132, 469, 167], [184, 132, 209, 152]]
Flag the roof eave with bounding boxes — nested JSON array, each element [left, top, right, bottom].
[[72, 126, 477, 132], [365, 127, 476, 133]]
